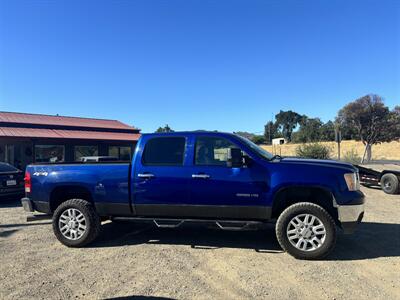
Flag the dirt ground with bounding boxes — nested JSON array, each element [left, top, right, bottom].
[[1, 186, 399, 300]]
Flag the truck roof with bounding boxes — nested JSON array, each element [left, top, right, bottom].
[[142, 131, 237, 137]]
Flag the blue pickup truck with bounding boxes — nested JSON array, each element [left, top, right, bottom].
[[22, 131, 364, 259]]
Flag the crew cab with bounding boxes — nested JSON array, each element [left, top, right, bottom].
[[21, 132, 365, 259]]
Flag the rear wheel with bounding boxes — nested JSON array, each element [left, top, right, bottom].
[[276, 202, 336, 260], [52, 199, 101, 247], [380, 173, 399, 194]]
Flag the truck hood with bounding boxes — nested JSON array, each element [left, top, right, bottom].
[[278, 157, 357, 172]]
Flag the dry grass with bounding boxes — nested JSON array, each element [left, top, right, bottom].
[[261, 140, 400, 160]]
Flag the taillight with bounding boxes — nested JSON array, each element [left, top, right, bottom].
[[24, 171, 31, 193]]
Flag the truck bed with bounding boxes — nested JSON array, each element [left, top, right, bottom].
[[27, 162, 131, 215]]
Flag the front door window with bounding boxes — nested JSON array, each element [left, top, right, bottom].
[[195, 136, 240, 166]]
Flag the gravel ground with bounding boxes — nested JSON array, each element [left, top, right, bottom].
[[1, 186, 399, 300]]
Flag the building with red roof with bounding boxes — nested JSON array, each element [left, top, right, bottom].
[[0, 111, 141, 169]]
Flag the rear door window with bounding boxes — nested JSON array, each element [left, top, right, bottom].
[[142, 137, 186, 166]]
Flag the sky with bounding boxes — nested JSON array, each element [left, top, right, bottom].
[[0, 0, 399, 133]]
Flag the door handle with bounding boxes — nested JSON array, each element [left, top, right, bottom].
[[138, 173, 155, 179], [192, 174, 210, 179]]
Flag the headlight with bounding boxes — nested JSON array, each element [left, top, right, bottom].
[[344, 172, 360, 191]]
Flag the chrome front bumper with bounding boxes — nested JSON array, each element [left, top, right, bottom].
[[337, 204, 365, 223], [337, 204, 364, 234]]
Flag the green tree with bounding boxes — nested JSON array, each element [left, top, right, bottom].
[[264, 121, 280, 144], [336, 94, 398, 162], [319, 121, 335, 141], [339, 122, 358, 140], [293, 117, 323, 143], [264, 121, 272, 143], [155, 124, 174, 133], [274, 110, 302, 142], [392, 106, 400, 138]]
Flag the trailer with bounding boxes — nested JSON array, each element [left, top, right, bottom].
[[356, 164, 400, 194]]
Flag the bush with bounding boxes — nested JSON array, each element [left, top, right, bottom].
[[295, 143, 332, 159], [342, 149, 361, 164]]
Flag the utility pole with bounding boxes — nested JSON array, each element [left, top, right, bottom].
[[334, 124, 341, 160], [268, 123, 271, 144], [269, 112, 274, 145]]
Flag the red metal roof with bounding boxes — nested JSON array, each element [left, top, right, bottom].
[[0, 111, 138, 131], [0, 127, 140, 141]]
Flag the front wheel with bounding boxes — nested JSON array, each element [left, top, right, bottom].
[[52, 199, 101, 247], [275, 202, 337, 260]]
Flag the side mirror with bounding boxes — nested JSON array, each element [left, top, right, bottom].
[[227, 148, 243, 168]]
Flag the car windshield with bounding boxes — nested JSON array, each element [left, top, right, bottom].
[[0, 162, 19, 172], [235, 135, 274, 160]]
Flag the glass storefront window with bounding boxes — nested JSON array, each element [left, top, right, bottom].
[[120, 147, 131, 161], [108, 146, 119, 158], [75, 146, 98, 161], [108, 146, 132, 161], [35, 145, 65, 163]]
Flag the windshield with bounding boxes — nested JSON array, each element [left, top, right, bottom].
[[235, 135, 274, 160]]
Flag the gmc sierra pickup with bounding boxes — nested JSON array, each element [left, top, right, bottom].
[[21, 131, 364, 259]]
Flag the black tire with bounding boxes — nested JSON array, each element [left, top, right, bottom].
[[52, 199, 101, 247], [276, 202, 337, 260], [380, 173, 399, 195]]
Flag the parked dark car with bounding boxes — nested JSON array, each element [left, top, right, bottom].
[[0, 162, 24, 199]]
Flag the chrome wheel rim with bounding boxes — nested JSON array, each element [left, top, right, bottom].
[[286, 213, 326, 252], [384, 180, 391, 188], [59, 208, 87, 240]]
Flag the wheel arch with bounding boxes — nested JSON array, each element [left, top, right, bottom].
[[271, 185, 338, 222], [49, 185, 94, 212]]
